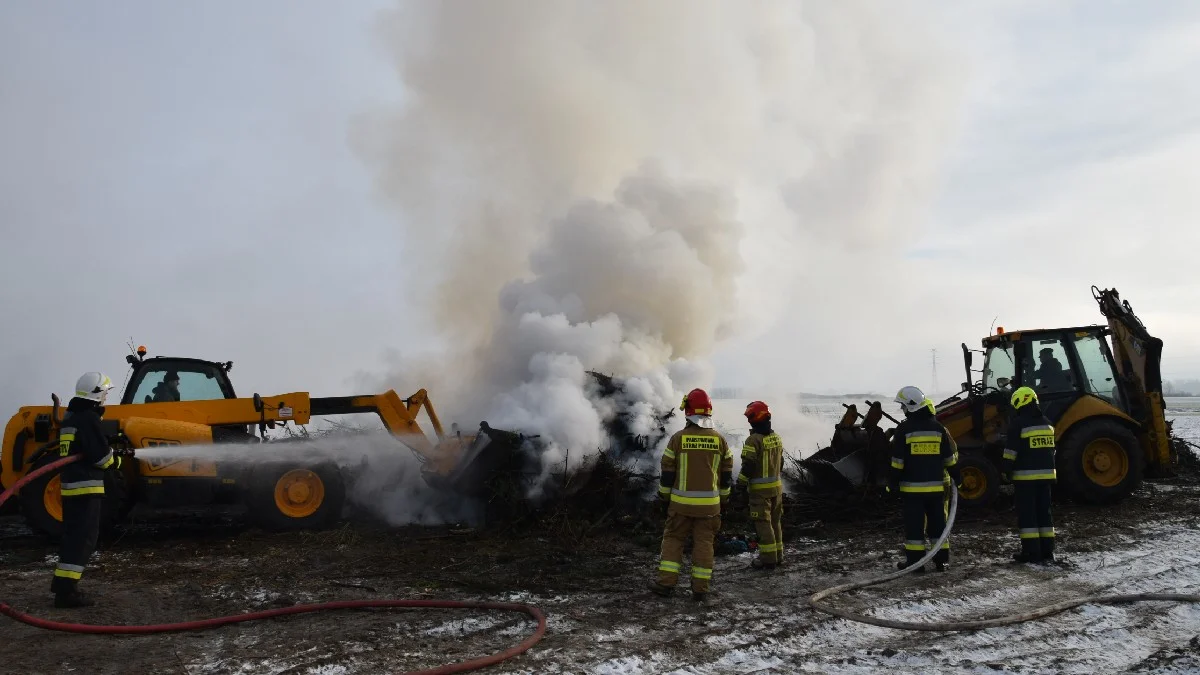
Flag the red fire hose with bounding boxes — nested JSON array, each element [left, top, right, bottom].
[[0, 454, 547, 675]]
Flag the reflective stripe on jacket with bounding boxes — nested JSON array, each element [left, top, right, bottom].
[[660, 422, 734, 516], [738, 431, 783, 497], [889, 408, 957, 494], [58, 398, 112, 498], [1002, 408, 1057, 482]]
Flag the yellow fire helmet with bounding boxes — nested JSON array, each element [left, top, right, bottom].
[[1010, 386, 1038, 410]]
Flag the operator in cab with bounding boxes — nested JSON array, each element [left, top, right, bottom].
[[889, 386, 961, 573], [50, 371, 122, 608], [150, 370, 181, 402], [1034, 347, 1071, 392]]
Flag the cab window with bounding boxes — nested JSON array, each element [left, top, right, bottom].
[[1029, 337, 1075, 394], [132, 366, 228, 403], [1072, 331, 1121, 404], [983, 344, 1015, 393]]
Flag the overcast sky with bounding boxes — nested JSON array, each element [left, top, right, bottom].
[[3, 1, 1200, 421]]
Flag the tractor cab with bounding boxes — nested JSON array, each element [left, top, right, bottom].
[[977, 324, 1127, 423], [118, 346, 256, 442], [120, 346, 237, 406]]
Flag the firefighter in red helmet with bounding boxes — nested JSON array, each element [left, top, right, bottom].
[[738, 400, 785, 569], [649, 388, 733, 605]]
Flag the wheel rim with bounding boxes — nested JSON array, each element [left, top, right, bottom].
[[1082, 438, 1129, 487], [959, 466, 987, 500], [43, 475, 63, 522], [273, 469, 325, 518]]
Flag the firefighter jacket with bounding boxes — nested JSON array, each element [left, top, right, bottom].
[[1001, 405, 1057, 482], [738, 424, 783, 498], [58, 397, 115, 498], [659, 420, 733, 516], [889, 407, 960, 494]]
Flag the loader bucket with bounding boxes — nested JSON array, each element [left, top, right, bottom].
[[420, 422, 532, 497], [789, 402, 895, 493]]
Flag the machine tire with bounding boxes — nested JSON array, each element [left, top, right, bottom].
[[244, 461, 345, 532], [18, 454, 131, 540], [1057, 418, 1144, 505], [955, 453, 1001, 509]]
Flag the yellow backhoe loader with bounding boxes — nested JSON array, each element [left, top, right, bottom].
[[0, 347, 528, 537], [793, 286, 1179, 509]]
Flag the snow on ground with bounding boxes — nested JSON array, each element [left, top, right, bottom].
[[486, 438, 1200, 675], [493, 397, 1200, 674], [496, 514, 1200, 674]]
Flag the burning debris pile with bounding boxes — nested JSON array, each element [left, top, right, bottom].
[[457, 370, 678, 531]]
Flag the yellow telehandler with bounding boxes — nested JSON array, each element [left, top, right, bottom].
[[0, 346, 528, 537], [795, 286, 1179, 508]]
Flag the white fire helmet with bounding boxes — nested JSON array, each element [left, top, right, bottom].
[[894, 385, 933, 414], [75, 371, 114, 404]]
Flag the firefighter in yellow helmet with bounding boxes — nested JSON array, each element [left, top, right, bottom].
[[738, 400, 784, 570], [649, 388, 733, 605], [1002, 386, 1058, 564], [889, 385, 960, 572]]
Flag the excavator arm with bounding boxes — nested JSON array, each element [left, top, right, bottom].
[[1092, 286, 1171, 466], [1093, 286, 1164, 395]]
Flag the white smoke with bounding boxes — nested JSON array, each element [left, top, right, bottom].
[[349, 1, 966, 501]]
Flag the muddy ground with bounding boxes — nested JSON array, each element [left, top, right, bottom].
[[3, 474, 1200, 675]]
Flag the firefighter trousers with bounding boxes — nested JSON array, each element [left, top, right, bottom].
[[657, 511, 721, 593], [1014, 481, 1054, 560], [749, 493, 784, 564], [50, 495, 102, 595], [902, 492, 949, 566]]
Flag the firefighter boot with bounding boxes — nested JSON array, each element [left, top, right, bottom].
[[750, 556, 777, 571], [53, 583, 95, 609], [648, 581, 674, 598], [896, 560, 926, 574]]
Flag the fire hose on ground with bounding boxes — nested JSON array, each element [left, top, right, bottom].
[[808, 481, 1200, 631], [0, 454, 546, 675]]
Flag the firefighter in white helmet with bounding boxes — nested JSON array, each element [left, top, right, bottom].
[[889, 385, 960, 572], [50, 371, 120, 608]]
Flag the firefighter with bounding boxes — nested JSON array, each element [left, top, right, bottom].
[[649, 388, 733, 604], [889, 385, 961, 573], [738, 400, 784, 570], [1002, 386, 1057, 564], [50, 371, 120, 608]]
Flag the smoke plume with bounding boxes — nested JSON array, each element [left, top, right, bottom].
[[349, 1, 965, 498]]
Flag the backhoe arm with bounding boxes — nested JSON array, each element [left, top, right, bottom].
[[1093, 286, 1164, 395], [1092, 286, 1170, 465]]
